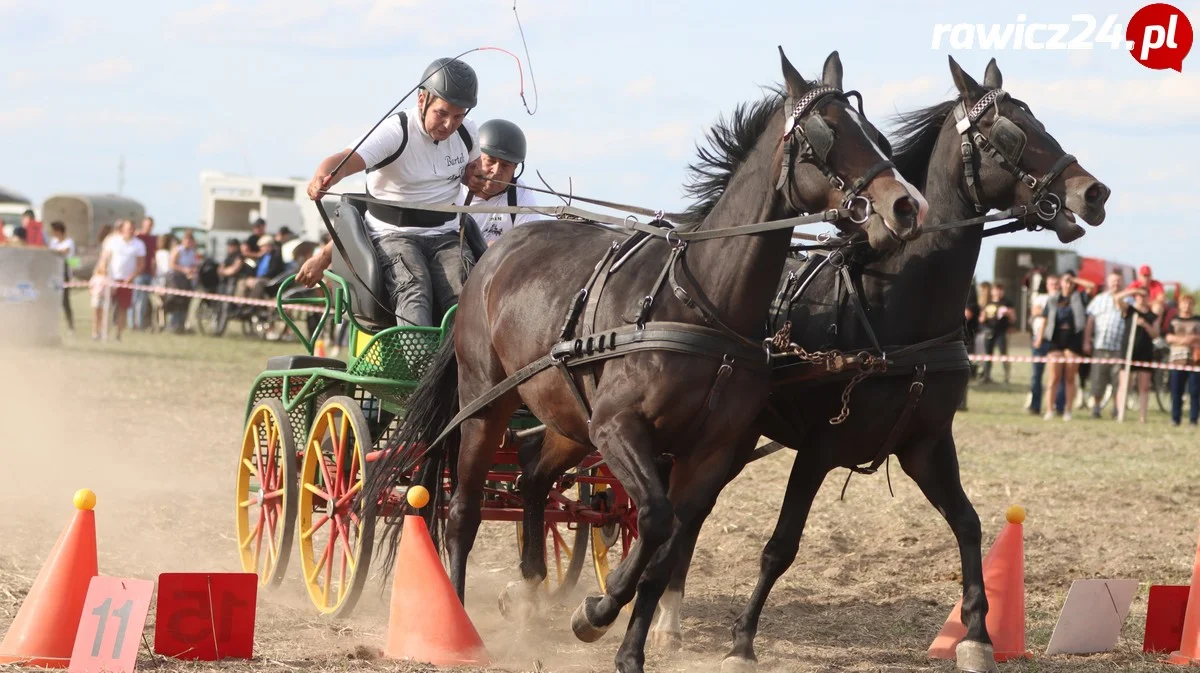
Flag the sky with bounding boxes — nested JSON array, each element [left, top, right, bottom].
[[2, 0, 1199, 283]]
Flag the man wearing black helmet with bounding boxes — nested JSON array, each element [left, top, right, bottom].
[[461, 119, 540, 245], [299, 57, 482, 327]]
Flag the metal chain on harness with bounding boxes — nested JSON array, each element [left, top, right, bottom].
[[829, 353, 886, 425]]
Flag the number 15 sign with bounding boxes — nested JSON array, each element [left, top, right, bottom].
[[153, 573, 257, 660]]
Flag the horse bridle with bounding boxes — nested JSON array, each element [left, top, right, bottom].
[[776, 86, 897, 230], [954, 88, 1077, 222]]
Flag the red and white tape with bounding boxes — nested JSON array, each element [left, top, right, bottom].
[[66, 279, 324, 314], [968, 353, 1200, 374]]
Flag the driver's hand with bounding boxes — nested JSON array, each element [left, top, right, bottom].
[[296, 253, 330, 287], [307, 174, 332, 201]]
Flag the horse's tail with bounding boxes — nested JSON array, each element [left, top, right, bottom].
[[365, 319, 460, 579]]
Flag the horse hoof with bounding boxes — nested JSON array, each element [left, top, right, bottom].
[[571, 599, 610, 643], [955, 641, 998, 673], [650, 629, 682, 651], [720, 655, 758, 673]]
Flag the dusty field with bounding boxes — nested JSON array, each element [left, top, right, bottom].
[[3, 302, 1200, 673]]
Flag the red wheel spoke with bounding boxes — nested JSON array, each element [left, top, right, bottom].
[[307, 512, 332, 536], [333, 411, 347, 495], [322, 517, 337, 607], [253, 506, 267, 571]]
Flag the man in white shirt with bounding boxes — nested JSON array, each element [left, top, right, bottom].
[[460, 119, 540, 246], [298, 57, 481, 327], [91, 219, 146, 340]]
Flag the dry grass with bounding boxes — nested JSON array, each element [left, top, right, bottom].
[[3, 301, 1199, 672]]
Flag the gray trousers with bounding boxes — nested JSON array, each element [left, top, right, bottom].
[[373, 230, 473, 327], [1089, 349, 1124, 402]]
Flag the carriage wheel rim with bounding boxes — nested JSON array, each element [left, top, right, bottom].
[[298, 397, 372, 615], [235, 400, 295, 587]]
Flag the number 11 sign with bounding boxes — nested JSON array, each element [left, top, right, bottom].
[[69, 577, 155, 673]]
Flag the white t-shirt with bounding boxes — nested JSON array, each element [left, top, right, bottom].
[[459, 181, 541, 244], [104, 235, 147, 281], [349, 107, 480, 238], [50, 237, 76, 258]]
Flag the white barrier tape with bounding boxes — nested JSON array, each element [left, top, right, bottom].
[[969, 353, 1200, 374], [65, 280, 324, 314]]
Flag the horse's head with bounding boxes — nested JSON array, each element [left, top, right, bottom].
[[946, 56, 1110, 242], [776, 49, 928, 251]]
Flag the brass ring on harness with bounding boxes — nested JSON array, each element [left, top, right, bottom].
[[845, 195, 872, 225]]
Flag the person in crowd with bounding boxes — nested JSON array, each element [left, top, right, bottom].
[[217, 238, 245, 292], [297, 57, 482, 328], [1028, 274, 1058, 415], [10, 226, 27, 245], [1084, 271, 1128, 418], [1115, 287, 1159, 423], [459, 119, 539, 246], [48, 221, 76, 333], [245, 218, 267, 258], [1129, 264, 1166, 303], [90, 219, 146, 341], [1062, 269, 1095, 406], [961, 279, 981, 411], [1037, 273, 1087, 421], [19, 209, 45, 247], [1166, 294, 1200, 427], [979, 283, 1015, 384], [277, 226, 300, 264], [132, 217, 158, 331], [236, 236, 285, 299]]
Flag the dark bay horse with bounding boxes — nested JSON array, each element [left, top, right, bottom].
[[648, 57, 1110, 673], [366, 50, 926, 673]]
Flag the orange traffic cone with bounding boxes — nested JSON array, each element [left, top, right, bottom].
[[313, 339, 326, 357], [1168, 522, 1200, 664], [0, 489, 99, 668], [929, 505, 1031, 662], [384, 487, 488, 666]]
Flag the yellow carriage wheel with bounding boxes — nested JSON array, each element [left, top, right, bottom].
[[589, 476, 638, 595], [235, 399, 298, 588], [298, 396, 376, 617]]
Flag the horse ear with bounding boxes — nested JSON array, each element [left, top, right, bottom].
[[779, 46, 811, 98], [948, 55, 984, 100], [821, 51, 844, 90], [982, 57, 1003, 89]]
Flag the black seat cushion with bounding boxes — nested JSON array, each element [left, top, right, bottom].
[[329, 195, 395, 330], [266, 355, 346, 371]]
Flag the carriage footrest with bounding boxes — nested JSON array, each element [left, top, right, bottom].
[[265, 355, 347, 371]]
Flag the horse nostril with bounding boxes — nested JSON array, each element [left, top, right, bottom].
[[1085, 183, 1108, 205], [893, 196, 917, 222]]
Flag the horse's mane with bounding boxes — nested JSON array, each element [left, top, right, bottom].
[[888, 99, 956, 189], [677, 87, 787, 225]]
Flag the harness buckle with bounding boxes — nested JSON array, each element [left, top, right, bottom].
[[830, 175, 846, 191]]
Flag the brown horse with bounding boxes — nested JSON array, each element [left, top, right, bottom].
[[366, 49, 926, 673], [645, 57, 1110, 673]]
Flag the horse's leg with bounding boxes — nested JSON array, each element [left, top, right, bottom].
[[445, 400, 520, 602], [571, 410, 674, 644], [502, 431, 587, 621], [897, 430, 995, 673], [723, 449, 828, 672], [614, 437, 751, 673], [650, 455, 752, 651]]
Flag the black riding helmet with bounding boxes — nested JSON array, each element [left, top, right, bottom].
[[419, 57, 478, 110], [478, 119, 527, 165]]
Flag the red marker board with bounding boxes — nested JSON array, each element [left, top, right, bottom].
[[153, 573, 257, 660], [69, 577, 154, 673], [1144, 585, 1191, 653]]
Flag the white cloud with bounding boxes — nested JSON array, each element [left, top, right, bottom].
[[9, 56, 136, 87], [625, 75, 656, 97], [80, 57, 136, 83], [1017, 74, 1200, 126], [0, 106, 45, 128]]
